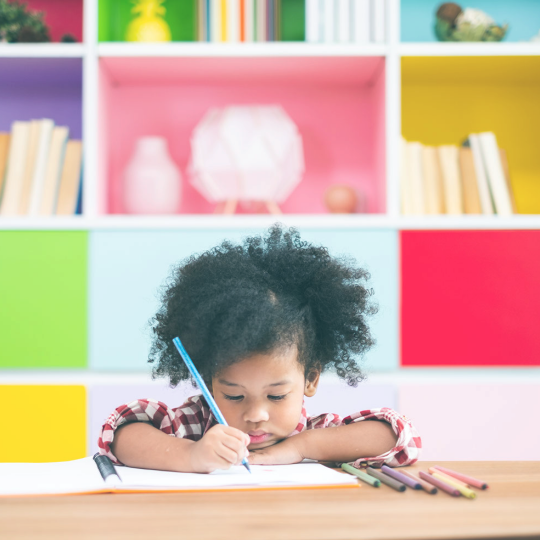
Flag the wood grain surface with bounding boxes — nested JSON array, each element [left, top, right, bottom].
[[1, 461, 539, 540]]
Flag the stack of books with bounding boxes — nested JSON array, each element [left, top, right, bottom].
[[400, 132, 517, 216], [0, 120, 83, 217], [306, 0, 385, 44]]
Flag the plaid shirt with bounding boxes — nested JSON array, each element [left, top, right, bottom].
[[98, 395, 422, 468]]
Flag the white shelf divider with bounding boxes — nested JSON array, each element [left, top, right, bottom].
[[0, 43, 85, 57], [399, 42, 540, 57]]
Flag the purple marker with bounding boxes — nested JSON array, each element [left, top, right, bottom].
[[381, 465, 422, 489]]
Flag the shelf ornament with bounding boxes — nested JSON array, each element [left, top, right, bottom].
[[187, 105, 304, 214], [125, 0, 172, 42], [123, 136, 181, 214], [435, 3, 508, 42]]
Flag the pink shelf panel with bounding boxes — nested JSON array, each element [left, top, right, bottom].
[[99, 56, 386, 215]]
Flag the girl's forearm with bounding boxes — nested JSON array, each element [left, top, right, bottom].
[[111, 422, 195, 472], [297, 421, 398, 462]]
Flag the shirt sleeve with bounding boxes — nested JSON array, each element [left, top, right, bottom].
[[306, 407, 422, 468], [97, 396, 211, 465]]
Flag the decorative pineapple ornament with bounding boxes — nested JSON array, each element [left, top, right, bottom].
[[125, 0, 172, 42]]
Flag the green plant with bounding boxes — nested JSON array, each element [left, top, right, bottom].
[[0, 0, 50, 43]]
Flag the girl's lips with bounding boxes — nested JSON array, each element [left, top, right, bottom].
[[248, 432, 271, 444]]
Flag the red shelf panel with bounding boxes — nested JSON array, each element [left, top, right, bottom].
[[401, 230, 540, 366]]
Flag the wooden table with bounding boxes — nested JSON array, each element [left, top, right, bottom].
[[1, 462, 539, 540]]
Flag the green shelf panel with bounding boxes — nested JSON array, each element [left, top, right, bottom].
[[0, 231, 87, 368], [99, 0, 197, 42]]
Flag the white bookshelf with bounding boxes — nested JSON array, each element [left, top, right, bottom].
[[0, 0, 538, 229]]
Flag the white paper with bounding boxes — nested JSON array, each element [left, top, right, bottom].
[[0, 458, 357, 496]]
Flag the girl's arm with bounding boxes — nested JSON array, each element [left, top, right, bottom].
[[249, 408, 421, 468]]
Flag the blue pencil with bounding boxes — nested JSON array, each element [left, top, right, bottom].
[[172, 337, 252, 474]]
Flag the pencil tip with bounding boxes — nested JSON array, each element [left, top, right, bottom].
[[244, 461, 252, 474]]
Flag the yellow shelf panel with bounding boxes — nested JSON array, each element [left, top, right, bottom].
[[0, 385, 86, 462], [402, 57, 540, 214]]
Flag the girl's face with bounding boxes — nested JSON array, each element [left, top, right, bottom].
[[211, 347, 320, 450]]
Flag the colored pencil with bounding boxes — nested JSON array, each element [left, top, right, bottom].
[[398, 469, 438, 494], [341, 463, 380, 487], [381, 465, 421, 489], [419, 471, 460, 497], [432, 465, 489, 490], [173, 337, 251, 474], [431, 472, 477, 499], [428, 467, 469, 488], [366, 467, 406, 492]]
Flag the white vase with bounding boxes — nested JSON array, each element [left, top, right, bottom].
[[123, 137, 181, 214]]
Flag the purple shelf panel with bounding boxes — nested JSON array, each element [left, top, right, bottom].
[[0, 58, 82, 139]]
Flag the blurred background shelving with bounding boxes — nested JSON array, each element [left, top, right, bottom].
[[1, 0, 540, 464]]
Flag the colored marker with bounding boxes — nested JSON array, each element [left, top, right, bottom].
[[381, 465, 422, 489], [432, 465, 489, 490], [431, 472, 477, 499], [367, 467, 406, 492], [398, 469, 438, 494], [341, 463, 380, 487], [173, 337, 251, 474], [428, 467, 469, 488], [419, 471, 460, 497]]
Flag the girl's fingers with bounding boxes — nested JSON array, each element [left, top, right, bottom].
[[221, 433, 249, 457], [215, 442, 242, 466]]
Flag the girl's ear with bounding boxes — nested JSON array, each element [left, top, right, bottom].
[[304, 367, 321, 397]]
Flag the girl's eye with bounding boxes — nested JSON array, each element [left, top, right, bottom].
[[268, 394, 287, 401], [223, 394, 244, 401]]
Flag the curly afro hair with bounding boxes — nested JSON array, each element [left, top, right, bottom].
[[149, 224, 377, 387]]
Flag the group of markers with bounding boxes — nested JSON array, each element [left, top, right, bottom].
[[341, 463, 488, 499]]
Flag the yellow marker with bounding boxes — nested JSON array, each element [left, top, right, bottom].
[[428, 467, 469, 488], [431, 472, 476, 499]]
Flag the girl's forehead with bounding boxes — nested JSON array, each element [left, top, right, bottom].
[[215, 348, 304, 386]]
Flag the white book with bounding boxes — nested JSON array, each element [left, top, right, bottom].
[[38, 126, 69, 216], [336, 0, 350, 42], [370, 0, 385, 43], [0, 457, 358, 497], [210, 0, 221, 42], [352, 0, 370, 43], [400, 138, 414, 215], [28, 119, 54, 216], [468, 134, 493, 215], [306, 0, 321, 42], [407, 141, 425, 214], [0, 121, 30, 216], [478, 131, 513, 216], [438, 145, 463, 215], [324, 0, 335, 43], [227, 0, 240, 42], [244, 0, 254, 42], [256, 0, 266, 41]]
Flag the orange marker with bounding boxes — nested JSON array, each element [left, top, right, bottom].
[[428, 468, 469, 488]]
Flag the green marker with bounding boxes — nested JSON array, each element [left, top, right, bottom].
[[341, 463, 380, 487]]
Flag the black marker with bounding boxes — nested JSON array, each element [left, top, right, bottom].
[[93, 453, 122, 485]]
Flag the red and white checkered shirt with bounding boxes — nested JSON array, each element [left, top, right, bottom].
[[98, 394, 421, 468]]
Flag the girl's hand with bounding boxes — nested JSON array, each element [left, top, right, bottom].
[[188, 425, 250, 473], [248, 435, 306, 466]]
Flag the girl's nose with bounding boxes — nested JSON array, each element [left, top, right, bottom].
[[243, 404, 270, 424]]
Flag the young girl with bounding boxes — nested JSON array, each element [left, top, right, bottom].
[[98, 225, 421, 473]]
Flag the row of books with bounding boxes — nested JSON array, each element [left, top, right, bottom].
[[401, 132, 516, 216], [196, 0, 305, 42], [0, 120, 83, 216], [193, 0, 383, 43], [306, 0, 385, 44]]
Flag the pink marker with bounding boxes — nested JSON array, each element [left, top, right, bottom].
[[419, 471, 460, 497], [433, 465, 489, 490]]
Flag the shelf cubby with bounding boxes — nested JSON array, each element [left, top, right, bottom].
[[400, 0, 540, 43], [98, 55, 387, 215], [401, 55, 540, 214]]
